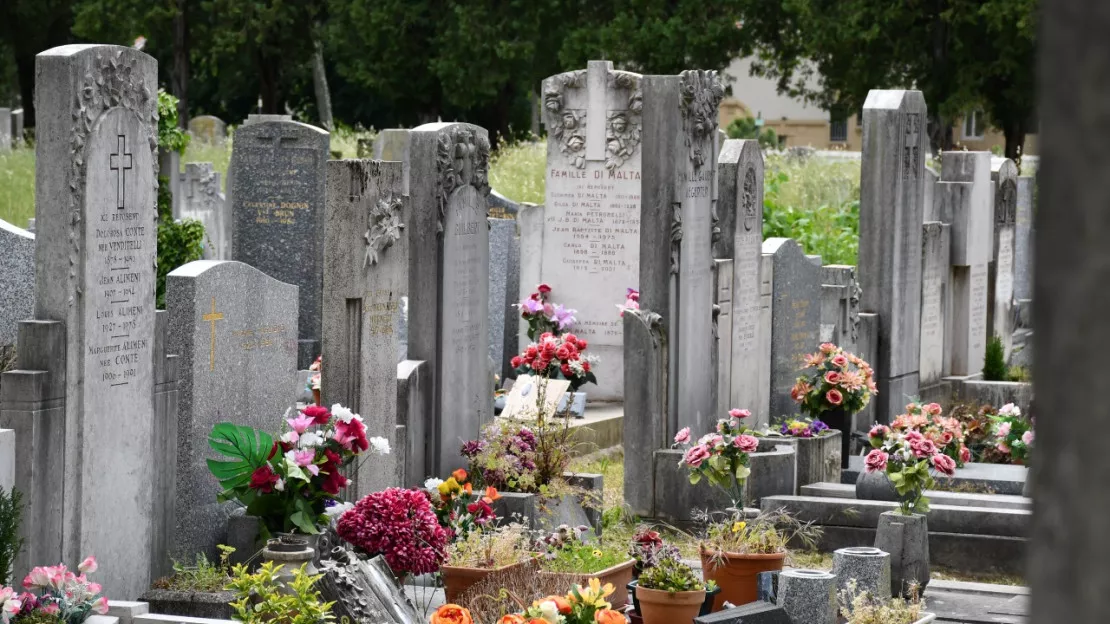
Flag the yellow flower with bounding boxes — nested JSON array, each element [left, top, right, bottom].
[[592, 549, 603, 558], [731, 521, 746, 533], [574, 578, 614, 610], [438, 477, 460, 497]]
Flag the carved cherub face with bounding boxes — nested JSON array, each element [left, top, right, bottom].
[[610, 113, 628, 134], [561, 112, 578, 130]]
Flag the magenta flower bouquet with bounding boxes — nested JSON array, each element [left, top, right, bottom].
[[673, 409, 760, 508], [515, 283, 577, 340], [336, 487, 450, 577], [866, 426, 958, 515]]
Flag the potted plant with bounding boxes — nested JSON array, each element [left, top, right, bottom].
[[536, 525, 635, 608], [498, 578, 626, 624], [672, 408, 761, 510], [143, 546, 237, 619], [440, 523, 530, 603], [792, 343, 876, 468], [335, 487, 450, 580], [699, 509, 821, 610], [838, 580, 935, 624], [6, 556, 110, 624], [864, 425, 957, 596], [226, 561, 334, 624], [634, 556, 709, 624]]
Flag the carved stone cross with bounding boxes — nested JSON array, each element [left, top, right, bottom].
[[109, 134, 133, 209]]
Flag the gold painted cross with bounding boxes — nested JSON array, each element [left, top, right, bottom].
[[202, 297, 225, 371]]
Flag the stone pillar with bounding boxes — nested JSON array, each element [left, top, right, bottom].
[[989, 160, 1018, 358], [919, 222, 951, 386]]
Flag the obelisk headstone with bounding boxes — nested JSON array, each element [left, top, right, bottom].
[[990, 160, 1018, 358]]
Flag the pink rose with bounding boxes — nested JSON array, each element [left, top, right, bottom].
[[904, 430, 924, 444], [940, 431, 954, 446], [728, 408, 751, 420], [868, 424, 890, 439], [826, 389, 844, 406], [960, 446, 972, 463], [674, 427, 691, 445], [931, 453, 957, 476], [864, 449, 888, 473], [734, 434, 759, 453], [910, 436, 938, 459], [683, 445, 711, 468], [1022, 430, 1034, 445], [925, 403, 943, 416], [819, 342, 838, 354], [831, 354, 848, 368], [997, 441, 1011, 454], [78, 556, 98, 574], [997, 422, 1012, 437], [824, 371, 841, 385], [92, 597, 109, 615]]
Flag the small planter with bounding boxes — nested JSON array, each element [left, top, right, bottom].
[[629, 580, 719, 617], [634, 585, 705, 624], [139, 589, 235, 620], [440, 560, 528, 604], [540, 559, 635, 608], [699, 547, 785, 611], [874, 511, 930, 598]]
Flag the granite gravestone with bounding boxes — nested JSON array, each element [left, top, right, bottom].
[[167, 260, 298, 561], [488, 217, 518, 379], [819, 265, 862, 353], [858, 90, 926, 423], [229, 119, 329, 368], [0, 108, 10, 152], [718, 139, 767, 423], [764, 238, 821, 421], [182, 162, 228, 260], [1013, 176, 1035, 302], [187, 115, 227, 145], [936, 152, 992, 376], [714, 259, 734, 418], [540, 60, 644, 402], [919, 222, 951, 386], [0, 218, 34, 349], [990, 160, 1018, 358]]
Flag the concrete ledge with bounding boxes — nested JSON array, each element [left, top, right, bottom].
[[569, 405, 622, 455], [761, 495, 1030, 537], [800, 482, 1030, 510], [809, 526, 1026, 576], [843, 455, 1027, 495], [929, 579, 1028, 596], [652, 447, 796, 523]]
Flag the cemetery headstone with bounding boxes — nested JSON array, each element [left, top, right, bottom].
[[0, 218, 34, 349], [487, 189, 519, 219], [245, 114, 292, 125], [757, 254, 774, 423], [990, 160, 1018, 358], [229, 119, 329, 368], [714, 258, 734, 418], [819, 265, 862, 353], [764, 238, 821, 421], [166, 260, 298, 561], [919, 222, 951, 386], [372, 129, 412, 192], [0, 108, 10, 152], [11, 109, 23, 147], [187, 115, 227, 145], [1013, 176, 1035, 302], [488, 217, 518, 379], [182, 162, 229, 259], [540, 60, 644, 402], [858, 89, 926, 422]]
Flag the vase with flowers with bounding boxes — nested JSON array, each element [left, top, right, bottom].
[[4, 556, 109, 624], [673, 408, 760, 510], [792, 343, 876, 468]]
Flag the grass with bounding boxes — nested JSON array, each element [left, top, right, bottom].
[[489, 139, 546, 204], [0, 147, 35, 229]]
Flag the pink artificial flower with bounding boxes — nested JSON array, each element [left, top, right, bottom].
[[909, 436, 938, 459], [931, 453, 957, 476], [997, 422, 1012, 437], [1022, 430, 1034, 445], [674, 427, 691, 445], [868, 424, 890, 439], [728, 408, 751, 420], [830, 354, 849, 368], [826, 389, 844, 406], [824, 371, 842, 385], [40, 603, 59, 615], [78, 556, 98, 574], [733, 434, 759, 453], [23, 568, 49, 589], [904, 430, 924, 444], [960, 446, 972, 463], [819, 343, 838, 354], [290, 449, 320, 476], [940, 431, 954, 446], [802, 353, 826, 368], [864, 449, 888, 473], [286, 413, 315, 435], [698, 433, 724, 449], [683, 445, 711, 468], [92, 597, 110, 615], [925, 403, 943, 416], [997, 441, 1011, 454]]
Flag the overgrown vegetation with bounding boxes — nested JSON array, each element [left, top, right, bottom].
[[156, 90, 206, 308], [0, 486, 24, 586], [762, 153, 861, 265], [153, 545, 236, 593], [0, 147, 35, 229], [726, 117, 780, 149]]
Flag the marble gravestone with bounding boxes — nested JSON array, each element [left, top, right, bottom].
[[540, 60, 644, 402], [858, 90, 926, 423], [187, 115, 227, 145], [1013, 176, 1035, 303], [0, 218, 34, 349], [764, 238, 821, 421], [167, 260, 298, 561], [819, 265, 862, 354], [229, 119, 329, 368], [990, 160, 1018, 358], [0, 108, 10, 152], [19, 44, 158, 599], [919, 222, 951, 386], [488, 217, 519, 379], [182, 162, 228, 260]]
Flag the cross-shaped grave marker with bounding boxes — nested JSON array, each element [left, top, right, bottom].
[[109, 134, 133, 209]]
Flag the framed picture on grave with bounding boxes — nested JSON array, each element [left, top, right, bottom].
[[500, 374, 571, 421]]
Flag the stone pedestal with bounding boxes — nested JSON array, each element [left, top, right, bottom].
[[874, 511, 930, 597], [777, 569, 837, 624], [832, 546, 892, 599]]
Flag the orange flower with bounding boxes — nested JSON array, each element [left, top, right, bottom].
[[452, 468, 468, 482], [483, 486, 501, 502], [430, 604, 473, 624], [542, 595, 572, 614], [464, 482, 473, 495], [496, 616, 525, 624], [524, 620, 548, 624], [595, 609, 625, 624]]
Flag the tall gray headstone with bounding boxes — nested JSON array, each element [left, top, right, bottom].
[[27, 44, 158, 599], [11, 109, 23, 147], [858, 90, 926, 423], [488, 218, 517, 379], [0, 108, 10, 152], [819, 265, 862, 354], [757, 255, 774, 423], [372, 129, 412, 193], [764, 238, 821, 421], [167, 260, 298, 561], [936, 152, 992, 376], [1013, 176, 1035, 302], [540, 60, 644, 402], [406, 123, 492, 475], [714, 259, 734, 419], [187, 115, 227, 145], [990, 160, 1018, 357], [718, 139, 766, 422], [229, 119, 329, 368], [0, 218, 34, 349], [919, 222, 951, 386], [182, 162, 229, 260]]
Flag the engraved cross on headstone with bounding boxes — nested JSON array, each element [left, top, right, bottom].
[[202, 297, 225, 372], [256, 129, 299, 168], [110, 134, 133, 209], [902, 113, 922, 180]]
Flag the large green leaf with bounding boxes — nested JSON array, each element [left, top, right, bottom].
[[206, 423, 275, 490]]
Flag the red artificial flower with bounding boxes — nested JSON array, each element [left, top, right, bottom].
[[268, 441, 280, 460], [510, 356, 524, 368], [577, 338, 588, 350], [248, 465, 280, 493], [302, 405, 331, 425], [525, 346, 538, 359], [555, 345, 572, 361], [560, 363, 572, 376], [336, 488, 449, 576], [537, 283, 552, 294], [582, 361, 591, 373], [563, 333, 578, 344], [466, 499, 495, 524], [321, 467, 349, 495]]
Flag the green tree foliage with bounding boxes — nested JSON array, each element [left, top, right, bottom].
[[726, 116, 779, 148], [0, 486, 23, 587], [155, 90, 204, 308], [982, 334, 1008, 381], [0, 0, 77, 126]]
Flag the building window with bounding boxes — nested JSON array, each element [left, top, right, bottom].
[[830, 117, 848, 142], [963, 110, 985, 140]]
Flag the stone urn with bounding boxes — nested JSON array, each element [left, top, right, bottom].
[[263, 534, 318, 589], [873, 511, 930, 598], [832, 546, 891, 599], [855, 469, 901, 502]]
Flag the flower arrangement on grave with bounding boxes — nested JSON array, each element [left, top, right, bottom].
[[306, 356, 322, 405], [775, 416, 832, 438], [866, 424, 958, 515], [635, 555, 712, 624], [617, 287, 640, 316], [440, 522, 531, 604], [493, 578, 626, 624], [891, 401, 971, 467], [792, 343, 876, 418], [516, 283, 578, 341], [2, 556, 109, 624], [424, 468, 501, 540], [510, 332, 597, 392], [226, 561, 334, 624], [990, 403, 1034, 464], [672, 409, 760, 509], [335, 487, 449, 577], [207, 404, 389, 537], [461, 417, 580, 498]]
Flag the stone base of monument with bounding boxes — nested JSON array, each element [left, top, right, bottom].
[[489, 471, 605, 536], [756, 432, 842, 493], [107, 600, 236, 624], [137, 590, 235, 620], [841, 455, 1029, 495], [650, 447, 796, 524]]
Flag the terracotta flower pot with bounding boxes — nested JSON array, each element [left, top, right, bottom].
[[312, 388, 321, 406], [700, 547, 785, 610], [440, 560, 527, 604], [635, 585, 705, 624], [540, 559, 636, 608]]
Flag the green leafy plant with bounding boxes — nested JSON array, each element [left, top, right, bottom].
[[637, 556, 707, 593], [156, 217, 205, 307], [208, 423, 276, 491], [982, 334, 1008, 381], [157, 89, 191, 156], [538, 526, 627, 574], [0, 486, 23, 586], [701, 508, 821, 557], [153, 545, 236, 592], [226, 562, 335, 624], [726, 117, 779, 148]]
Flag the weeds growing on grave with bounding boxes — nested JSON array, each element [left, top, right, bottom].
[[152, 545, 236, 592], [0, 487, 23, 586], [982, 334, 1009, 381], [839, 579, 925, 624]]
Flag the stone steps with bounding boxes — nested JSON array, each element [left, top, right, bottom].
[[800, 482, 1031, 510]]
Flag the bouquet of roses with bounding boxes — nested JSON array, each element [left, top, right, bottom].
[[891, 401, 971, 467], [990, 403, 1034, 464], [792, 343, 876, 417], [424, 468, 501, 541], [866, 425, 958, 515], [777, 416, 831, 438], [207, 403, 389, 537], [510, 332, 597, 391], [5, 557, 109, 624], [673, 409, 760, 508], [515, 283, 577, 340]]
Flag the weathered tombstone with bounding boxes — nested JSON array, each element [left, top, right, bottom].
[[229, 119, 329, 368], [713, 259, 734, 418], [405, 123, 492, 475], [1013, 176, 1035, 302], [990, 160, 1018, 357], [488, 217, 518, 379], [819, 265, 862, 353], [757, 256, 774, 423], [245, 113, 293, 125], [166, 260, 298, 561], [187, 115, 227, 145], [936, 152, 992, 376], [919, 222, 951, 386], [10, 109, 23, 147], [0, 108, 10, 152], [0, 44, 159, 598], [858, 90, 926, 423], [182, 162, 228, 260], [322, 159, 426, 493], [540, 60, 644, 402], [0, 218, 34, 350], [764, 238, 822, 421], [372, 129, 412, 192], [718, 139, 767, 422]]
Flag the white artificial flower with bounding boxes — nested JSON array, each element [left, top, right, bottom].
[[331, 403, 358, 424], [298, 431, 324, 448], [537, 601, 560, 623], [281, 431, 299, 445], [369, 436, 391, 455], [424, 477, 444, 491], [324, 501, 354, 518], [999, 403, 1021, 417], [273, 478, 285, 492]]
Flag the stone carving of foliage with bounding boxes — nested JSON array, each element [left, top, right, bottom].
[[435, 124, 491, 231], [679, 70, 725, 170], [604, 71, 643, 171], [543, 71, 587, 168], [670, 203, 682, 275], [364, 193, 405, 268]]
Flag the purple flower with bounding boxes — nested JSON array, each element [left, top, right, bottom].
[[518, 297, 544, 315], [460, 439, 486, 458], [549, 304, 578, 330], [812, 419, 829, 433]]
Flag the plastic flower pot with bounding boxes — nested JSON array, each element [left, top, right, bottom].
[[628, 579, 720, 616], [635, 585, 705, 624], [440, 560, 528, 604], [540, 559, 636, 608], [699, 547, 785, 611]]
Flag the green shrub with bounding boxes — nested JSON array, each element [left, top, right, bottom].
[[982, 334, 1008, 381], [762, 155, 861, 265], [725, 117, 779, 149], [155, 90, 205, 308], [158, 89, 190, 156], [0, 486, 24, 586]]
